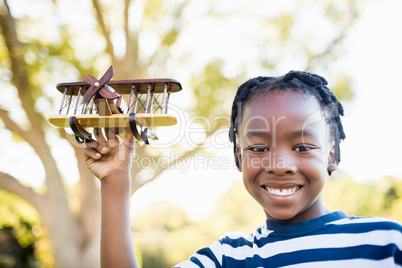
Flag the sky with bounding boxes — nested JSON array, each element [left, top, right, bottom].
[[338, 0, 402, 181], [1, 0, 402, 219]]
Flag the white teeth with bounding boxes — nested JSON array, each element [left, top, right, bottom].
[[265, 186, 298, 196]]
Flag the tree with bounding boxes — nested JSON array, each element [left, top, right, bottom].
[[0, 0, 360, 266]]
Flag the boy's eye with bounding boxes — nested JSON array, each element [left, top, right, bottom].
[[247, 145, 269, 153], [294, 145, 315, 152]]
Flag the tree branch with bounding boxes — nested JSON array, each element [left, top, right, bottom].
[[305, 8, 358, 71], [92, 0, 115, 59], [131, 123, 225, 194], [0, 108, 27, 139], [0, 108, 67, 207], [141, 3, 185, 72], [115, 0, 141, 79], [0, 172, 43, 212], [130, 145, 205, 194], [0, 0, 44, 132]]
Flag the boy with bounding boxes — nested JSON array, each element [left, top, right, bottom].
[[84, 71, 402, 267]]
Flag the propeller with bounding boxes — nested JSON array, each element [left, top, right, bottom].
[[81, 65, 118, 106]]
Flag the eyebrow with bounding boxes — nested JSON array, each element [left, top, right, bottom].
[[244, 130, 270, 139], [285, 129, 320, 140], [244, 129, 320, 140]]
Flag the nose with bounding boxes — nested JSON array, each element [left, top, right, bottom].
[[263, 152, 297, 176]]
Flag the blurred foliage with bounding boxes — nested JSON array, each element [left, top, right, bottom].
[[0, 226, 37, 268], [331, 73, 354, 102], [133, 175, 402, 267], [324, 175, 402, 221], [0, 191, 53, 268], [190, 61, 244, 125]]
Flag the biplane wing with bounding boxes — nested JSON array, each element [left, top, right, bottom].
[[48, 66, 182, 144], [48, 114, 178, 129]]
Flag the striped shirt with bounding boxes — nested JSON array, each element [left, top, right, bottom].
[[174, 211, 402, 267]]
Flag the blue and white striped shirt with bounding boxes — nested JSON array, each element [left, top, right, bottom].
[[175, 211, 402, 267]]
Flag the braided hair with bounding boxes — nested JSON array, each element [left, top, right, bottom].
[[229, 70, 346, 173]]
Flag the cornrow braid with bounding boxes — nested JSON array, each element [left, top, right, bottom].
[[229, 70, 346, 174]]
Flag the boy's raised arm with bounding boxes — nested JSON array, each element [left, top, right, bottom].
[[84, 128, 140, 268]]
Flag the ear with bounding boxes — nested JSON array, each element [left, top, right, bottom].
[[235, 144, 242, 172], [327, 146, 338, 175]]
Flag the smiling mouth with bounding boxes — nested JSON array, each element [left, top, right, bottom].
[[262, 185, 302, 196]]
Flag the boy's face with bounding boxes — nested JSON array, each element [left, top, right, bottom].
[[236, 90, 337, 222]]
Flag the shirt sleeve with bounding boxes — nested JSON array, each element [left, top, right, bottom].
[[173, 239, 224, 268]]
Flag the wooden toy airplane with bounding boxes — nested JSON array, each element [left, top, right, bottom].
[[48, 66, 182, 144]]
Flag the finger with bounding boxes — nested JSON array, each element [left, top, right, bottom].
[[84, 146, 102, 160], [86, 139, 109, 154], [85, 138, 99, 149], [94, 128, 106, 144]]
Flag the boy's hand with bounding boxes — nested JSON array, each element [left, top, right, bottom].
[[87, 128, 141, 267], [84, 128, 135, 181]]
